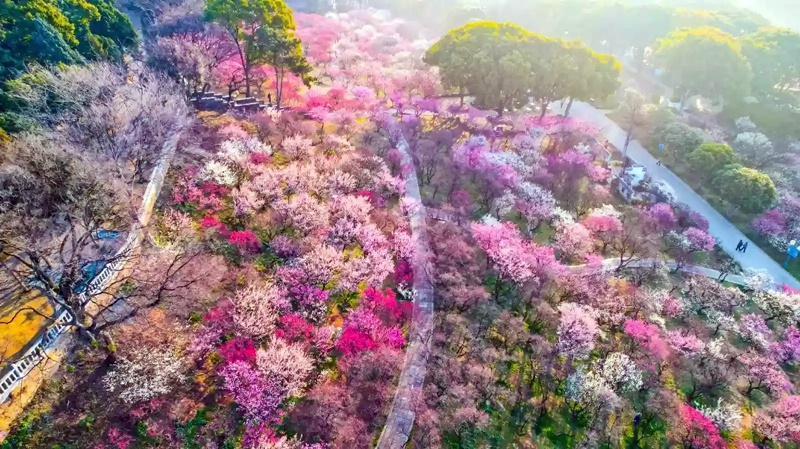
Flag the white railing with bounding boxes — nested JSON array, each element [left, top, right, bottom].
[[0, 131, 179, 404]]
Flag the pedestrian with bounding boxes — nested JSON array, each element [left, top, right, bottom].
[[742, 241, 749, 253], [736, 239, 743, 251]]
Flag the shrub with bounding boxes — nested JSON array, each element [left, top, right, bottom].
[[687, 143, 737, 179], [712, 164, 777, 214], [655, 121, 705, 157]]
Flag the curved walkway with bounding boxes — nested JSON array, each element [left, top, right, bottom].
[[561, 101, 800, 290], [376, 126, 435, 449]]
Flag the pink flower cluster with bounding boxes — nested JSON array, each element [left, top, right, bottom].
[[228, 230, 261, 253], [335, 287, 410, 356], [678, 404, 728, 449], [624, 319, 669, 361], [471, 220, 562, 284]]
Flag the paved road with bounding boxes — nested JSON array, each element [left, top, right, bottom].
[[375, 124, 435, 449], [562, 101, 800, 290]]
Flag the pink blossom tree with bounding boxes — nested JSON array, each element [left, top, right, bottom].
[[754, 395, 800, 444], [557, 303, 600, 360], [671, 404, 728, 449], [555, 221, 595, 262], [624, 319, 670, 361], [230, 283, 290, 338], [740, 349, 792, 397]]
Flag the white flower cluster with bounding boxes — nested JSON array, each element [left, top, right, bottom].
[[483, 150, 528, 176], [744, 268, 774, 291], [551, 207, 576, 226], [493, 190, 517, 216], [518, 182, 556, 210], [587, 204, 621, 219], [734, 116, 757, 132], [699, 399, 742, 431], [479, 214, 501, 226], [706, 309, 737, 333], [566, 368, 612, 406], [201, 160, 237, 186], [666, 230, 691, 251], [704, 338, 727, 360], [220, 138, 272, 162], [596, 352, 643, 393], [103, 347, 184, 404]]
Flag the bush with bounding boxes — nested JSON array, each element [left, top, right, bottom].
[[712, 164, 777, 214], [687, 143, 737, 179], [655, 121, 705, 157]]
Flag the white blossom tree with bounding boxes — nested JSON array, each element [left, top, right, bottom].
[[103, 346, 185, 404]]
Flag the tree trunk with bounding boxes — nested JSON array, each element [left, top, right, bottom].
[[625, 125, 634, 151], [231, 34, 250, 98], [275, 66, 284, 108], [564, 97, 575, 117]]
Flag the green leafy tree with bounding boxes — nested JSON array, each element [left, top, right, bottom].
[[687, 143, 737, 181], [654, 26, 752, 108], [204, 0, 296, 97], [258, 27, 312, 107], [655, 122, 705, 157], [712, 164, 777, 213], [742, 27, 800, 96], [0, 0, 137, 134], [425, 21, 619, 117], [424, 21, 541, 116], [539, 40, 620, 118]]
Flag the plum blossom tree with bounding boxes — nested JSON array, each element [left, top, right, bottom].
[[557, 303, 600, 360], [698, 399, 742, 432], [737, 313, 774, 350], [230, 283, 290, 338], [740, 349, 791, 397], [220, 361, 282, 422], [471, 217, 561, 286], [103, 346, 185, 404], [772, 327, 800, 364], [256, 339, 314, 398], [733, 131, 785, 170], [565, 368, 617, 420], [753, 289, 800, 325], [671, 404, 728, 449], [646, 203, 678, 234], [555, 221, 594, 262], [624, 319, 670, 361], [596, 352, 643, 393], [754, 395, 800, 444]]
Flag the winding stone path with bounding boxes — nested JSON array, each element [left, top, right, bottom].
[[376, 125, 435, 449]]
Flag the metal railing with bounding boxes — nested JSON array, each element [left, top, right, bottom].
[[0, 131, 179, 404], [0, 236, 135, 402]]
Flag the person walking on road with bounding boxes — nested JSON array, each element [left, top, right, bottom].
[[742, 241, 748, 253], [736, 239, 744, 251]]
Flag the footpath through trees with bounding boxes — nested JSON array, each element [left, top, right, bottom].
[[559, 100, 800, 290]]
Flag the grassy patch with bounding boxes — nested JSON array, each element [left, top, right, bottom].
[[0, 291, 52, 361]]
